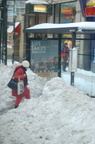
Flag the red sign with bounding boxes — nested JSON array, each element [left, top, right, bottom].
[[84, 7, 95, 16], [61, 8, 73, 13], [64, 14, 73, 17], [7, 41, 12, 45]]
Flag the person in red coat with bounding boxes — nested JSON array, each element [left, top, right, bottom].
[[61, 43, 69, 72], [12, 60, 30, 108]]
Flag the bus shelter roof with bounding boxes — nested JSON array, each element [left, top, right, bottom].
[[24, 22, 95, 34]]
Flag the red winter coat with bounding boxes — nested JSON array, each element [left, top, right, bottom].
[[12, 65, 30, 98], [13, 65, 26, 82], [61, 47, 69, 58]]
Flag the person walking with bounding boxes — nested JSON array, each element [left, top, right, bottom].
[[61, 43, 69, 72], [12, 60, 30, 108]]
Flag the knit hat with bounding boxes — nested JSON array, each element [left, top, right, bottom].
[[22, 60, 30, 68]]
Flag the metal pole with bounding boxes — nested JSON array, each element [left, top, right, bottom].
[[0, 2, 2, 64], [0, 19, 1, 63], [70, 32, 76, 86], [12, 0, 16, 64], [1, 0, 7, 65], [58, 34, 61, 77]]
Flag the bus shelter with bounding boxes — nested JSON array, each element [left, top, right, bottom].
[[24, 22, 95, 86]]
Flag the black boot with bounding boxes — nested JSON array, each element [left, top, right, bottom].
[[14, 105, 19, 108]]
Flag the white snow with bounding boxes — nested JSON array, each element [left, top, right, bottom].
[[25, 0, 48, 5], [26, 22, 95, 31], [0, 60, 95, 144], [62, 67, 95, 96]]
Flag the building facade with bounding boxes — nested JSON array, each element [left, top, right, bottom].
[[0, 0, 95, 72], [24, 0, 95, 72]]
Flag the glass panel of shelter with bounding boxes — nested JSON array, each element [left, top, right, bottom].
[[30, 39, 59, 79]]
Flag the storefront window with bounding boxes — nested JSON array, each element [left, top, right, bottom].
[[60, 2, 76, 23], [54, 4, 60, 23], [54, 2, 76, 38]]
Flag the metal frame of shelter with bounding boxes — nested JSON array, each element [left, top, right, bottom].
[[0, 0, 7, 65], [24, 22, 95, 86]]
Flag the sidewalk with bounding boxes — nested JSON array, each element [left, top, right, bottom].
[[61, 67, 95, 96]]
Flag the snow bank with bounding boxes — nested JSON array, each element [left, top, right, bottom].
[[0, 64, 95, 144]]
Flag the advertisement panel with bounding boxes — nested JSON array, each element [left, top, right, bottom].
[[86, 0, 95, 6], [30, 40, 58, 78], [80, 0, 95, 16], [84, 0, 95, 16]]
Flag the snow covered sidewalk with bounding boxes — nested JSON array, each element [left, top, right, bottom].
[[62, 68, 95, 96]]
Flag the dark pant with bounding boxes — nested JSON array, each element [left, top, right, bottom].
[[12, 86, 30, 106], [63, 57, 68, 71]]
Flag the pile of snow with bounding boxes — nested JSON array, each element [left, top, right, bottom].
[[0, 62, 95, 144]]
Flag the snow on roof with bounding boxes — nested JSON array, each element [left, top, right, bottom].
[[29, 22, 95, 30], [25, 22, 95, 34], [25, 0, 48, 5]]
